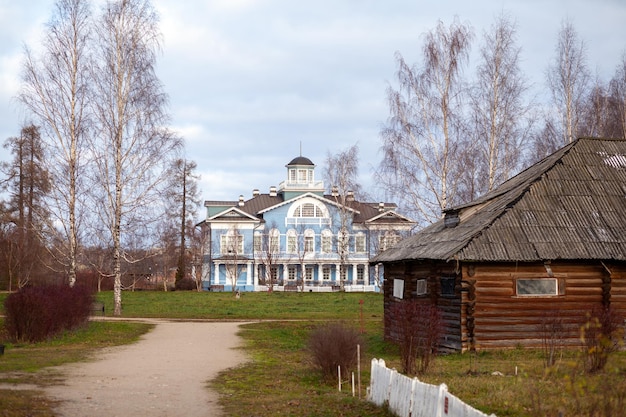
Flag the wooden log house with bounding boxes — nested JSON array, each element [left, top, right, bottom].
[[373, 138, 626, 352]]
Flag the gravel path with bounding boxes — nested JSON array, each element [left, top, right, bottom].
[[44, 320, 247, 417]]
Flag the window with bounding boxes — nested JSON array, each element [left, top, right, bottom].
[[289, 169, 297, 182], [321, 230, 332, 253], [305, 267, 313, 281], [293, 202, 324, 217], [288, 266, 297, 280], [416, 279, 427, 296], [323, 267, 331, 281], [440, 276, 456, 297], [516, 278, 559, 296], [355, 233, 366, 253], [393, 279, 404, 299], [220, 232, 243, 255], [304, 230, 315, 253], [253, 232, 261, 252], [270, 267, 278, 281], [269, 229, 280, 253], [287, 230, 297, 253], [298, 169, 308, 182], [379, 232, 399, 252], [357, 265, 365, 282], [338, 229, 349, 254]]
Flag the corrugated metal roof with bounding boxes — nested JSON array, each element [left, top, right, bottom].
[[373, 138, 626, 263]]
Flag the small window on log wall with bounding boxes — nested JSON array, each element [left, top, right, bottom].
[[416, 279, 427, 296], [393, 279, 404, 299], [440, 276, 456, 297], [516, 278, 559, 296]]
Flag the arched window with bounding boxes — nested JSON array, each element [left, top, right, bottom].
[[286, 229, 297, 253], [321, 229, 333, 253]]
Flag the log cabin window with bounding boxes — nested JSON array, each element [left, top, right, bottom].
[[416, 279, 427, 296], [440, 276, 456, 297], [393, 279, 404, 299], [516, 278, 558, 296]]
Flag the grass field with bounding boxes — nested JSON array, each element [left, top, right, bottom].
[[1, 290, 626, 416]]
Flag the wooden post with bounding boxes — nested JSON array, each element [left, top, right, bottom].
[[357, 344, 361, 398]]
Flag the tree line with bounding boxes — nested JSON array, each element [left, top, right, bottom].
[[378, 15, 626, 226], [0, 0, 200, 315]]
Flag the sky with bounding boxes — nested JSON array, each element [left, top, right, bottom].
[[1, 0, 626, 212]]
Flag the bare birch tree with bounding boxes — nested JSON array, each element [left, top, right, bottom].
[[465, 14, 531, 199], [324, 144, 362, 291], [90, 0, 180, 315], [19, 0, 92, 287], [379, 19, 472, 225], [546, 19, 590, 146], [608, 53, 626, 138]]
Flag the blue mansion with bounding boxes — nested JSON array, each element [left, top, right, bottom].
[[198, 156, 414, 292]]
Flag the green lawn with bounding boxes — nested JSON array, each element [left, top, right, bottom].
[[1, 290, 625, 416]]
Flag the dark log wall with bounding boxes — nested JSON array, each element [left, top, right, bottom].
[[461, 261, 626, 351], [384, 260, 626, 352], [383, 260, 462, 351]]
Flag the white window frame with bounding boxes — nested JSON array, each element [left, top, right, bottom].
[[321, 230, 332, 253], [416, 279, 427, 296], [269, 228, 280, 254], [393, 279, 404, 299], [355, 233, 366, 253], [220, 232, 243, 255], [304, 229, 315, 253], [286, 229, 297, 253], [516, 278, 559, 296]]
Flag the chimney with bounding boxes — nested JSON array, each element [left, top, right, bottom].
[[238, 195, 245, 207], [269, 186, 277, 197], [378, 202, 385, 212], [252, 189, 260, 197], [331, 186, 338, 197], [346, 190, 355, 202]]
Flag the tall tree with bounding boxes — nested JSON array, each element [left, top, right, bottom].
[[546, 19, 590, 146], [608, 53, 626, 138], [166, 159, 201, 287], [465, 14, 531, 200], [19, 0, 92, 287], [1, 124, 50, 290], [379, 19, 473, 225], [324, 143, 362, 291], [90, 0, 180, 315]]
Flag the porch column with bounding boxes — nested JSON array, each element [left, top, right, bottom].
[[246, 261, 253, 286], [318, 263, 323, 283], [335, 263, 341, 283], [352, 263, 358, 284], [213, 261, 220, 285]]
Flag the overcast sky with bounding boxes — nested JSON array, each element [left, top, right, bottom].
[[1, 0, 625, 208]]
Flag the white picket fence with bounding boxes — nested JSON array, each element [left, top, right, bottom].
[[367, 358, 497, 417]]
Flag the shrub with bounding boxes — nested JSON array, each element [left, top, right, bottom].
[[389, 300, 442, 375], [308, 322, 363, 381], [580, 306, 624, 373], [538, 309, 566, 368], [3, 284, 94, 343]]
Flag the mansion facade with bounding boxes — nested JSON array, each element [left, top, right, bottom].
[[198, 156, 414, 292]]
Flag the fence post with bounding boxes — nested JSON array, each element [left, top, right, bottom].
[[436, 383, 448, 417]]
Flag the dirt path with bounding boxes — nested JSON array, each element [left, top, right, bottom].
[[44, 320, 248, 417]]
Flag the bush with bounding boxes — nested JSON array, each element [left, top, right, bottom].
[[308, 322, 363, 381], [3, 284, 94, 343], [580, 306, 624, 373], [389, 300, 442, 375]]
